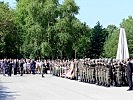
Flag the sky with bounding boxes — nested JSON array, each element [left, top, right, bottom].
[[1, 0, 133, 28]]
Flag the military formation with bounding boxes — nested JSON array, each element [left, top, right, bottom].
[[52, 58, 128, 87]]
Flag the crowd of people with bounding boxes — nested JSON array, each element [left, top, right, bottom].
[[0, 59, 51, 77], [0, 58, 133, 91]]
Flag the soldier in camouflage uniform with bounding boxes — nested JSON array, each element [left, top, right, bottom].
[[89, 59, 96, 84], [95, 59, 99, 85], [104, 59, 111, 87], [78, 59, 84, 82], [73, 59, 79, 80]]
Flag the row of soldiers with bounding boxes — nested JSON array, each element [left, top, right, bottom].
[[52, 58, 128, 87]]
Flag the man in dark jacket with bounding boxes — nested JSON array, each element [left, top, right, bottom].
[[20, 59, 24, 76], [13, 59, 19, 75], [126, 58, 133, 91], [42, 61, 46, 77], [1, 60, 6, 76], [30, 59, 36, 74], [8, 59, 13, 77]]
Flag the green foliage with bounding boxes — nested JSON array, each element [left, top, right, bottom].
[[41, 42, 52, 58], [103, 25, 119, 58], [72, 21, 91, 58], [88, 22, 108, 58], [120, 16, 133, 58], [0, 2, 20, 58], [16, 0, 59, 59], [2, 0, 133, 59]]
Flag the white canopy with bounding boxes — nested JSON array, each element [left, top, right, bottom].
[[116, 28, 129, 61]]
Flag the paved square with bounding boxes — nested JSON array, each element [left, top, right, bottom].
[[0, 74, 133, 100]]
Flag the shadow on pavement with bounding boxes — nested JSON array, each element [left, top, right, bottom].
[[0, 85, 18, 100]]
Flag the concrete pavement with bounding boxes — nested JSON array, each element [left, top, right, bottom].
[[0, 74, 133, 100]]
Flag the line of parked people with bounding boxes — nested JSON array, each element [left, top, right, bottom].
[[0, 59, 51, 77]]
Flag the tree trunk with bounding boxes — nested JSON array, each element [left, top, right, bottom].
[[60, 50, 63, 59], [75, 49, 77, 59]]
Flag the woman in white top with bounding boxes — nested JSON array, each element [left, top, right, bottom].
[[26, 60, 31, 74]]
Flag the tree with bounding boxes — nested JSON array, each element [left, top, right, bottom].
[[72, 21, 91, 58], [14, 0, 105, 59], [53, 0, 79, 59], [16, 0, 59, 59], [120, 16, 133, 58], [41, 42, 52, 58], [103, 25, 119, 58], [0, 2, 19, 58], [88, 22, 108, 58]]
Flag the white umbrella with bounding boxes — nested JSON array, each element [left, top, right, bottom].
[[116, 28, 129, 61]]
